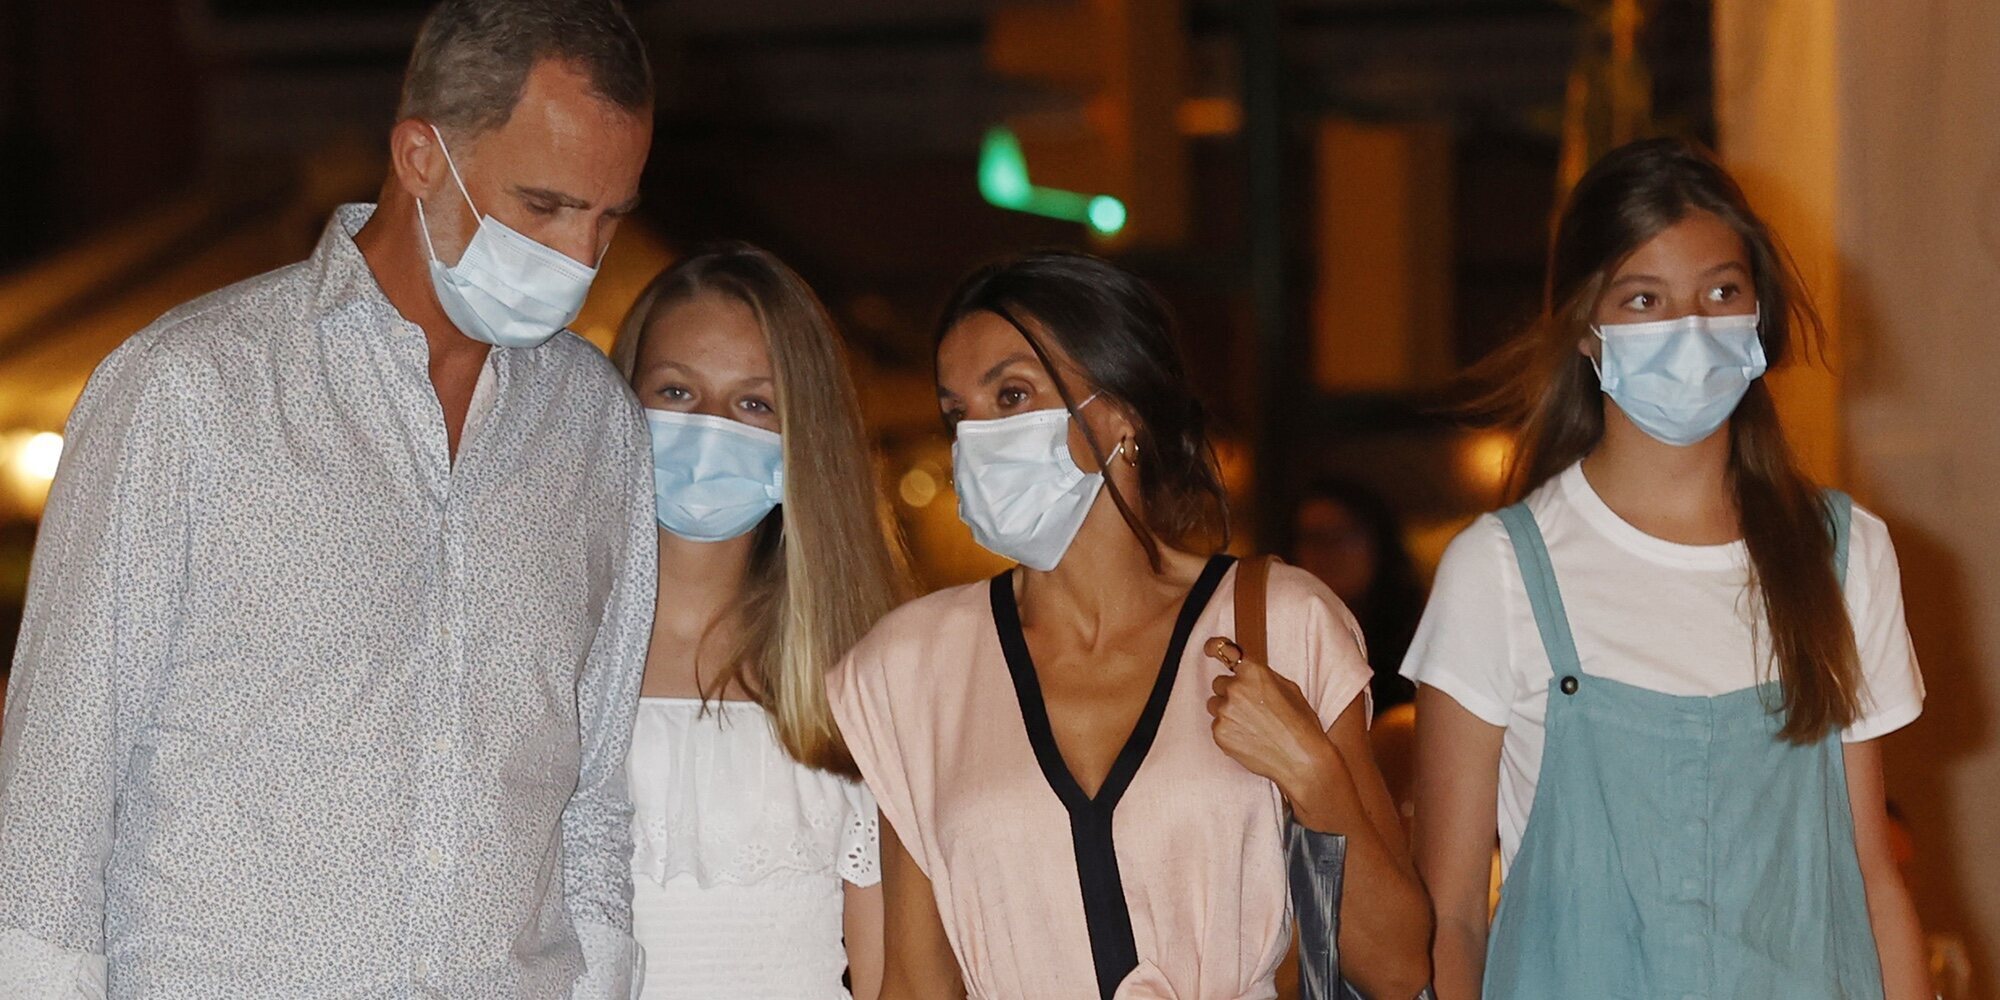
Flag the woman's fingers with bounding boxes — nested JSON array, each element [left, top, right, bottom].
[[1204, 636, 1242, 666]]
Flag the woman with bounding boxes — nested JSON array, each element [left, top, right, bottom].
[[1292, 477, 1426, 715], [828, 251, 1432, 1000], [1407, 139, 1930, 999], [613, 243, 906, 1000]]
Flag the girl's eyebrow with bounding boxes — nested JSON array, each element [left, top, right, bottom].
[[1607, 273, 1660, 289]]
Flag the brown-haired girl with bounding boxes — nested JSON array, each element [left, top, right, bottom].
[[1408, 138, 1929, 999]]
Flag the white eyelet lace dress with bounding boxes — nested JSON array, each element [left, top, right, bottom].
[[628, 697, 880, 1000]]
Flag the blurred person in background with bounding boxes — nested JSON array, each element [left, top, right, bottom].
[[0, 1, 658, 996], [1408, 138, 1929, 1000], [1291, 478, 1425, 716], [829, 251, 1431, 1000], [611, 244, 906, 1000]]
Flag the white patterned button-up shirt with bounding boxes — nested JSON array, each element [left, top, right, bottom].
[[0, 204, 657, 999]]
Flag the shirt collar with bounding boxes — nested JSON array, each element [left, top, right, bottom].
[[307, 203, 432, 355]]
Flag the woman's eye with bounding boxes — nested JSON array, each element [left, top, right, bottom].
[[1708, 283, 1742, 302], [661, 385, 692, 402], [738, 397, 774, 415], [997, 386, 1029, 408], [1622, 292, 1658, 311]]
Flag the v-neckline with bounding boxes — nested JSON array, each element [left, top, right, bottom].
[[990, 555, 1235, 813]]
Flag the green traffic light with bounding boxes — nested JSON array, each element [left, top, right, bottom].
[[1086, 195, 1127, 236], [978, 126, 1127, 237]]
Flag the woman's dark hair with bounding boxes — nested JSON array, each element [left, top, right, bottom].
[[1473, 136, 1859, 743], [936, 250, 1231, 569], [1296, 478, 1423, 713]]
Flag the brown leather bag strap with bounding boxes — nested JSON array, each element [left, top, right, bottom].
[[1234, 554, 1275, 665]]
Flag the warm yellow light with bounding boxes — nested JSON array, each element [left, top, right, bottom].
[[1458, 430, 1514, 494], [898, 468, 939, 508], [18, 432, 62, 482], [1176, 97, 1243, 137], [2, 429, 65, 517]]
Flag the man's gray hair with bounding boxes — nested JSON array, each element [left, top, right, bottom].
[[398, 0, 653, 135]]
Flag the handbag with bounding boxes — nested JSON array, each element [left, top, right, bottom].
[[1233, 555, 1434, 1000]]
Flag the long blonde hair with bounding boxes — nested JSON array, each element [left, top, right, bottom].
[[614, 242, 908, 776]]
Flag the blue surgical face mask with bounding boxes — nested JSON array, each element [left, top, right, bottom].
[[951, 395, 1118, 572], [1592, 310, 1767, 446], [416, 125, 599, 350], [644, 409, 784, 542]]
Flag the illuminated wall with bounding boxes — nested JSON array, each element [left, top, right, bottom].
[[1718, 0, 2000, 990]]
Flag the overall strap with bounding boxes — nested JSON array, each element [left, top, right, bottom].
[[1824, 489, 1854, 587], [1495, 502, 1586, 678]]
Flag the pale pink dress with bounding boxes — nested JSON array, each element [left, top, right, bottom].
[[827, 557, 1372, 1000]]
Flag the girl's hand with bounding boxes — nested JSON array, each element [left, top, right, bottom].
[[1203, 637, 1343, 796]]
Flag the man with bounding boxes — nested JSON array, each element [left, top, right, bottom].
[[0, 1, 657, 996]]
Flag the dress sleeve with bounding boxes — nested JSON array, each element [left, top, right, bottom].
[[1840, 506, 1925, 743], [837, 779, 882, 888], [827, 633, 930, 879], [1263, 565, 1374, 728], [1399, 515, 1520, 727]]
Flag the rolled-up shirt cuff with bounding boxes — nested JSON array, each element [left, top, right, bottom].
[[0, 928, 107, 1000], [569, 919, 645, 1000]]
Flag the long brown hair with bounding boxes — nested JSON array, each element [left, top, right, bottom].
[[1476, 137, 1859, 743], [935, 251, 1232, 571], [614, 243, 909, 776]]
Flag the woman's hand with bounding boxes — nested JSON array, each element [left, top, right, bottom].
[[1203, 636, 1345, 802], [1207, 636, 1435, 997]]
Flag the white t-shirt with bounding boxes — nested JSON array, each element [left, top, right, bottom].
[[1401, 462, 1925, 874]]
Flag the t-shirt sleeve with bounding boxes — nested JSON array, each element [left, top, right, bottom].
[[1265, 565, 1374, 728], [826, 635, 931, 880], [1841, 507, 1926, 743], [1400, 514, 1519, 727]]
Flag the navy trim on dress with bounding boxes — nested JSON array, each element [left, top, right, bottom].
[[989, 554, 1236, 1000]]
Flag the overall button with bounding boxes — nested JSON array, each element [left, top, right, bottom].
[[1560, 675, 1580, 695]]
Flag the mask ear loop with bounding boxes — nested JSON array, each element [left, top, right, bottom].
[[427, 124, 482, 217], [414, 124, 483, 266], [992, 305, 1164, 573]]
